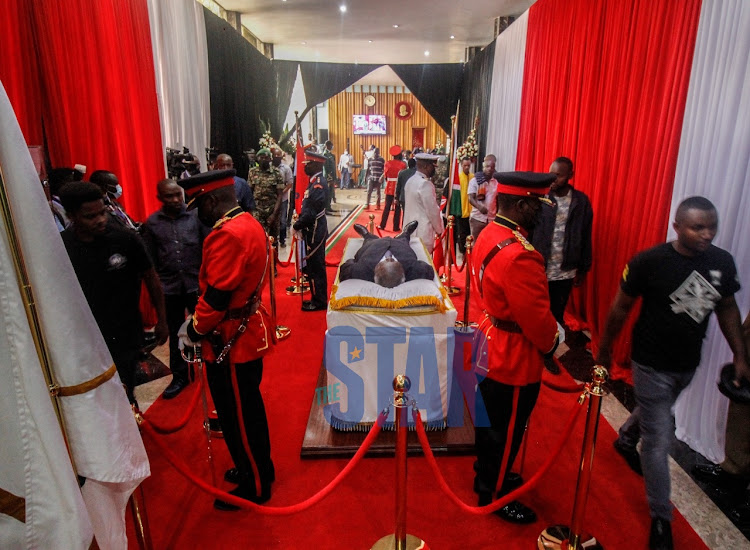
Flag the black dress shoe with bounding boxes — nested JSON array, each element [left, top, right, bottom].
[[162, 376, 189, 399], [301, 301, 326, 312], [544, 356, 561, 375], [396, 220, 418, 240], [353, 223, 370, 238], [649, 517, 673, 550], [214, 486, 256, 512], [224, 468, 240, 485], [613, 438, 643, 475], [495, 500, 537, 524]]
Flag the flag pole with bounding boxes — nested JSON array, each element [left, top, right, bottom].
[[0, 164, 77, 474]]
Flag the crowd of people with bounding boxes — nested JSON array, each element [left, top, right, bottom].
[[44, 133, 749, 550]]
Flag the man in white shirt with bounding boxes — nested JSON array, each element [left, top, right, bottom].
[[338, 149, 353, 189], [467, 154, 499, 240], [402, 153, 444, 253], [272, 147, 294, 247]]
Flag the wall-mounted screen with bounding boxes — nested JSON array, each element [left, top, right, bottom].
[[353, 114, 386, 135]]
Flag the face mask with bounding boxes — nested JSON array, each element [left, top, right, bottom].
[[260, 159, 271, 170], [109, 184, 123, 199], [272, 157, 282, 167]]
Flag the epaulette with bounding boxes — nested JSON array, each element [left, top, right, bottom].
[[512, 229, 535, 251]]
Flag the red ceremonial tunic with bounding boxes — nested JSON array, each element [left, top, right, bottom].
[[190, 209, 272, 363], [384, 159, 406, 195], [472, 217, 558, 386]]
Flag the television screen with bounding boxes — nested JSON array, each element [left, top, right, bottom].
[[353, 114, 386, 135]]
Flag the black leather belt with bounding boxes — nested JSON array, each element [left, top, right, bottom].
[[488, 315, 522, 333], [225, 298, 260, 320]]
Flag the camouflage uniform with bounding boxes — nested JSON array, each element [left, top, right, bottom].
[[432, 158, 449, 204], [248, 165, 285, 237]]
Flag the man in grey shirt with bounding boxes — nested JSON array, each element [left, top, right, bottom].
[[142, 179, 209, 399]]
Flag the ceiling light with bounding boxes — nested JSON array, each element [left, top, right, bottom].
[[393, 24, 399, 28], [424, 50, 430, 56], [450, 35, 455, 39], [301, 41, 306, 45], [339, 5, 347, 13], [368, 40, 373, 43]]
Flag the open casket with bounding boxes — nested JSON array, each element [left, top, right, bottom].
[[324, 237, 457, 431]]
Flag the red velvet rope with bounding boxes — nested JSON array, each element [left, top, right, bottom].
[[446, 223, 467, 273], [142, 375, 203, 434], [375, 226, 384, 238], [542, 377, 587, 394], [275, 235, 297, 267], [139, 411, 387, 514], [413, 397, 583, 515]]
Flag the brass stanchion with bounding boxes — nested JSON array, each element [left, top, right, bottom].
[[371, 375, 428, 550], [128, 485, 154, 550], [456, 235, 473, 328], [268, 236, 291, 340], [286, 214, 309, 296], [440, 215, 460, 296], [537, 366, 608, 550], [368, 213, 375, 234]]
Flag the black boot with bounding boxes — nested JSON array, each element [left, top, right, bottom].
[[353, 224, 371, 238], [649, 518, 673, 550], [396, 220, 418, 240], [162, 374, 189, 399]]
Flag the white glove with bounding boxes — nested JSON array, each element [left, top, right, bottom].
[[177, 315, 200, 351], [556, 322, 566, 346]]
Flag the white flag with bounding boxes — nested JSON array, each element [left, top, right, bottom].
[[0, 80, 149, 548]]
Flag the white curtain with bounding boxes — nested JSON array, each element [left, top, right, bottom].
[[485, 10, 529, 171], [147, 0, 210, 171], [672, 0, 750, 463]]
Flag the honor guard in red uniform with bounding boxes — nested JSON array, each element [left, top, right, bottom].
[[293, 150, 329, 311], [471, 171, 561, 524], [177, 169, 275, 511]]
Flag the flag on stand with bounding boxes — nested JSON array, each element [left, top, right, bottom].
[[0, 81, 149, 549]]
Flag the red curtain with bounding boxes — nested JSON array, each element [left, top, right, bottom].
[[28, 0, 164, 221], [0, 1, 44, 146], [517, 0, 702, 379]]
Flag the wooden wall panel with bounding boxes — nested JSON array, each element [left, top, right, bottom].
[[327, 91, 447, 167]]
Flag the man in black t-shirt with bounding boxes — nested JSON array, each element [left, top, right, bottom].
[[60, 182, 168, 405], [597, 196, 748, 550]]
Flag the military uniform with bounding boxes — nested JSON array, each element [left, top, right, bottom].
[[248, 165, 284, 238], [471, 172, 559, 521], [294, 171, 328, 310], [323, 148, 336, 211], [179, 171, 275, 505]]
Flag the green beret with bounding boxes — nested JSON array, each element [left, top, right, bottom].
[[257, 148, 272, 157]]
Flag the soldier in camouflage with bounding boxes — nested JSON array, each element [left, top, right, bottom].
[[247, 147, 285, 246]]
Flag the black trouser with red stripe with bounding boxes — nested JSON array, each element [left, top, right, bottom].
[[206, 358, 274, 495], [474, 378, 540, 497]]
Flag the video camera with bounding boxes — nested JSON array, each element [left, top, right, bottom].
[[166, 146, 200, 179]]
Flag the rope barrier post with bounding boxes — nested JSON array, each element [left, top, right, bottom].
[[538, 366, 608, 550], [286, 213, 309, 297], [268, 236, 291, 341], [128, 484, 154, 550], [368, 213, 375, 235], [371, 375, 429, 550], [459, 235, 473, 327], [441, 215, 460, 296]]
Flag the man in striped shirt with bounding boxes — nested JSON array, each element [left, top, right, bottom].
[[366, 147, 385, 210]]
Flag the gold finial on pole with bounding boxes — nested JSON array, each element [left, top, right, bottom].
[[370, 376, 428, 550], [368, 213, 375, 234], [268, 236, 291, 340], [538, 366, 608, 550]]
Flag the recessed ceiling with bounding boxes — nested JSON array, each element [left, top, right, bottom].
[[219, 0, 536, 64]]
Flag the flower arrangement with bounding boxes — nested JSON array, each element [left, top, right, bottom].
[[456, 126, 478, 160], [258, 130, 277, 150]]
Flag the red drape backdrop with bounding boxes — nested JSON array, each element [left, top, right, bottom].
[[516, 0, 702, 379], [26, 0, 164, 221], [0, 1, 44, 146]]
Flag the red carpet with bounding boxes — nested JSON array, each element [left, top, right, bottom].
[[129, 212, 708, 549]]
